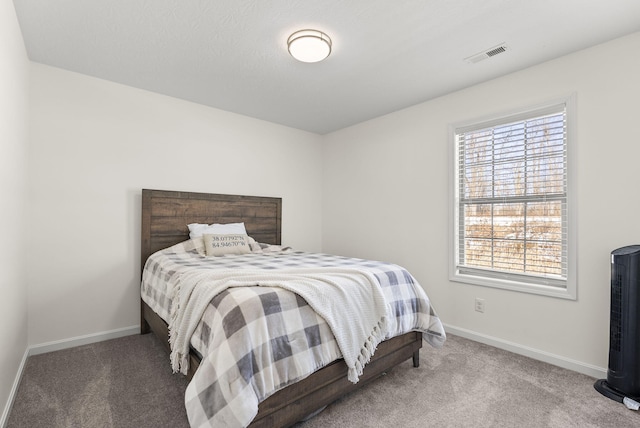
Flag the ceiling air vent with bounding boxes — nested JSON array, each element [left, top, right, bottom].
[[464, 43, 509, 64]]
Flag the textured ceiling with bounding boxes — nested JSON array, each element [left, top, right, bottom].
[[13, 0, 640, 134]]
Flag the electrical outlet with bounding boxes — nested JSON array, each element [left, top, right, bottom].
[[475, 298, 485, 313]]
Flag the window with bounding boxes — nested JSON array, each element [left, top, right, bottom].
[[450, 97, 576, 299]]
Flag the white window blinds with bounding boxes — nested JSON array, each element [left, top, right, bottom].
[[454, 103, 568, 289]]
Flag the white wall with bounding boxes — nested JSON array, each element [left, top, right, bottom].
[[323, 32, 640, 373], [27, 64, 323, 346], [0, 0, 29, 423]]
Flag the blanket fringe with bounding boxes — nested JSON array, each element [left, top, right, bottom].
[[168, 278, 188, 374], [171, 351, 189, 375], [348, 316, 388, 383]]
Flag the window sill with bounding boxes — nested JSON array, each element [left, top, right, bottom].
[[450, 271, 576, 300]]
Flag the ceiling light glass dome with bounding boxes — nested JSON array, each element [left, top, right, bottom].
[[287, 29, 332, 63]]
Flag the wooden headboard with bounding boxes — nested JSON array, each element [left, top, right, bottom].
[[141, 189, 282, 270]]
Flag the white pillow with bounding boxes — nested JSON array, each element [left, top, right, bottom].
[[203, 233, 252, 256], [188, 222, 247, 239], [247, 236, 262, 253]]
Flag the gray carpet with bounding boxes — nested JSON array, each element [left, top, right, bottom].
[[7, 333, 190, 428], [7, 333, 639, 427]]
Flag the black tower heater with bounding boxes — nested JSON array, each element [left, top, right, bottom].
[[594, 245, 640, 403]]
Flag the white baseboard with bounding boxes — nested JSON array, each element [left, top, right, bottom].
[[443, 323, 607, 379], [28, 325, 139, 356], [1, 348, 29, 428], [1, 325, 140, 427]]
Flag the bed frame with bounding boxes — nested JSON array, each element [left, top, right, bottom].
[[140, 188, 422, 427]]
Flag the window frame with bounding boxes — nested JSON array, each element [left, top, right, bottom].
[[449, 95, 577, 300]]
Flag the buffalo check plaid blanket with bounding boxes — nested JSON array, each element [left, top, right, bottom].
[[141, 238, 446, 427]]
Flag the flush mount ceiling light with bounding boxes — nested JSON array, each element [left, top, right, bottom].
[[287, 29, 332, 63]]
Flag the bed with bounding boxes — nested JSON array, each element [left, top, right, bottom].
[[140, 188, 445, 427]]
